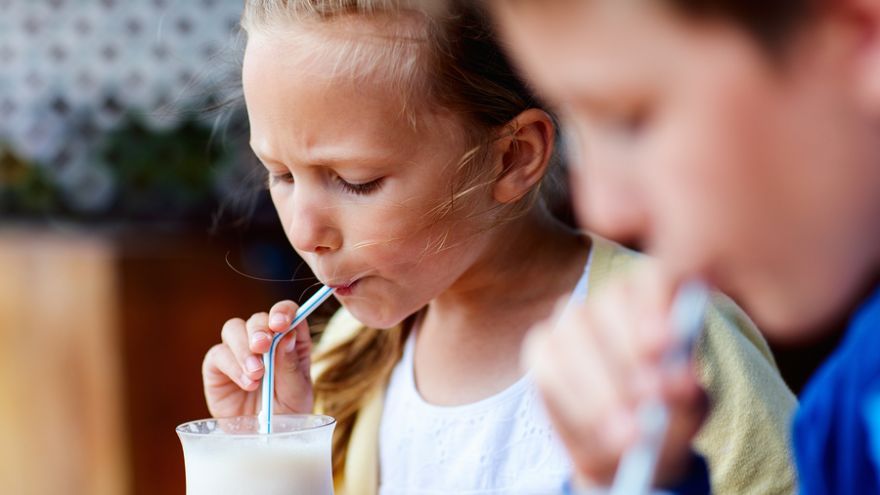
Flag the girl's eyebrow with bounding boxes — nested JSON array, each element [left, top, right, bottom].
[[250, 146, 283, 167], [249, 142, 398, 170]]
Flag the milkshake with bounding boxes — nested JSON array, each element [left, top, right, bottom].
[[177, 415, 335, 495]]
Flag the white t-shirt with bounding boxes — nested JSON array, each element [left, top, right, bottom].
[[378, 255, 592, 495]]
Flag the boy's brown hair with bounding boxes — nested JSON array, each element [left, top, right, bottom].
[[667, 0, 817, 48]]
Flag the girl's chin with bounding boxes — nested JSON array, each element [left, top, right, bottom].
[[341, 301, 407, 330]]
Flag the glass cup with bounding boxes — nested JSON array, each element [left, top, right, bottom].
[[176, 414, 336, 495]]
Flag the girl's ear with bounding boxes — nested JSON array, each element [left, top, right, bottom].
[[492, 108, 556, 204]]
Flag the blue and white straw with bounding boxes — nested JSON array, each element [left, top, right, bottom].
[[609, 280, 709, 495], [258, 285, 335, 434]]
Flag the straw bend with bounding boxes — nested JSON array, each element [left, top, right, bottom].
[[258, 285, 336, 434]]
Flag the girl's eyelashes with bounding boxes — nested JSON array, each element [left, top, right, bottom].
[[265, 167, 385, 196], [269, 172, 294, 186], [336, 176, 384, 195]]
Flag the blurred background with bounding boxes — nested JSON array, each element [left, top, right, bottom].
[[0, 1, 843, 494], [0, 1, 332, 494]]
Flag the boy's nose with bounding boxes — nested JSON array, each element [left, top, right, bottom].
[[573, 157, 649, 246]]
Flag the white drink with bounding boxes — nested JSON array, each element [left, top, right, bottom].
[[177, 415, 335, 495]]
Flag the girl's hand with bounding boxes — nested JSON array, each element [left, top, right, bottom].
[[524, 264, 708, 488], [202, 300, 315, 418]]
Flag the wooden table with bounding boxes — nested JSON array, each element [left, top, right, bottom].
[[0, 229, 128, 495], [0, 225, 315, 494]]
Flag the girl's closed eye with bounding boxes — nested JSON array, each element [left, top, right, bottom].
[[269, 171, 294, 187], [265, 167, 385, 195], [335, 175, 385, 196]]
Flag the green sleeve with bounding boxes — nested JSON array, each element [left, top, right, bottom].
[[693, 294, 798, 495]]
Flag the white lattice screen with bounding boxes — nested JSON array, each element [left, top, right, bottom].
[[0, 0, 244, 212]]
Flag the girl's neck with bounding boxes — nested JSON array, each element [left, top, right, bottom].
[[411, 206, 590, 406], [428, 205, 588, 325]]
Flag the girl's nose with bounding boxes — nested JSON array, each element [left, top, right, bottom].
[[288, 195, 342, 255]]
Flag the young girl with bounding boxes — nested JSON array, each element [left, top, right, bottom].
[[491, 0, 880, 492], [201, 1, 796, 493]]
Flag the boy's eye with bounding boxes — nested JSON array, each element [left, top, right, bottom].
[[336, 176, 384, 195], [607, 104, 653, 137]]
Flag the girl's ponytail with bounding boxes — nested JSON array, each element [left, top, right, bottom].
[[313, 317, 414, 475]]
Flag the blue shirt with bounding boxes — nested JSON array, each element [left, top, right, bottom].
[[794, 285, 880, 494]]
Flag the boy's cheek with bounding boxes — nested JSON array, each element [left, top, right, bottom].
[[570, 171, 591, 227]]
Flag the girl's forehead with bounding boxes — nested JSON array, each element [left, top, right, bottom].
[[244, 39, 465, 167], [245, 28, 421, 84], [245, 21, 439, 121], [244, 10, 431, 80]]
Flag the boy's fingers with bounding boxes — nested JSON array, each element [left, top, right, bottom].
[[658, 369, 709, 480], [636, 264, 682, 359], [663, 363, 707, 418], [528, 328, 632, 482], [589, 291, 644, 402], [559, 301, 635, 414], [529, 322, 618, 433]]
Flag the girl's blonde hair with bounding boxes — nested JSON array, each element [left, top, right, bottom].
[[241, 0, 565, 476]]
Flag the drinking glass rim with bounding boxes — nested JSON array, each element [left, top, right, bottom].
[[176, 414, 336, 439]]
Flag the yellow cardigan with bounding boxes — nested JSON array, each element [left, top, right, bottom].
[[314, 235, 798, 495]]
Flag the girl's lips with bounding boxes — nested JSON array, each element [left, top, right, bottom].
[[330, 279, 359, 296]]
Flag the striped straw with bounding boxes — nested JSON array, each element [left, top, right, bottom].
[[259, 285, 335, 434], [608, 279, 709, 495]]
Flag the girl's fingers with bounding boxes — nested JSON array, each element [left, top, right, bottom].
[[245, 312, 272, 354], [203, 343, 259, 391], [272, 320, 315, 414], [267, 300, 305, 333], [268, 300, 313, 354], [276, 331, 301, 371], [222, 317, 264, 381]]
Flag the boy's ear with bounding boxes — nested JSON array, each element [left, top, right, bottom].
[[846, 0, 880, 112], [492, 108, 555, 204]]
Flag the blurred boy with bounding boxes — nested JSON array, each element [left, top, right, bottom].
[[491, 1, 880, 493]]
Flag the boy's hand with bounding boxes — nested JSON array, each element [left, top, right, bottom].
[[202, 300, 315, 418], [524, 264, 708, 488]]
